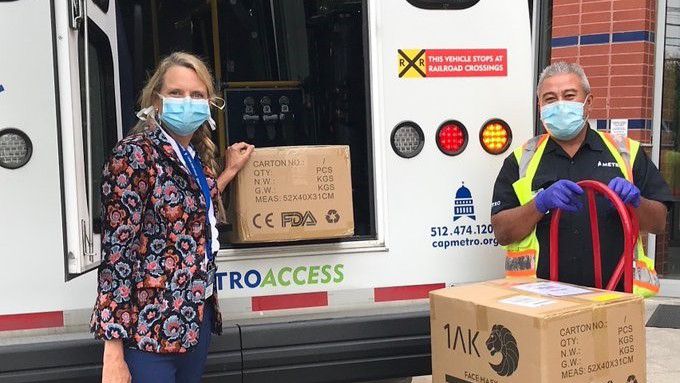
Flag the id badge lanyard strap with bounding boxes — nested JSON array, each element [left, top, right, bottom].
[[178, 146, 214, 262]]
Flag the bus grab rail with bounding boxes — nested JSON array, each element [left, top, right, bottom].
[[549, 180, 636, 293]]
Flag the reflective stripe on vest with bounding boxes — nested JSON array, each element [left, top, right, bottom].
[[503, 131, 659, 297], [503, 135, 549, 277]]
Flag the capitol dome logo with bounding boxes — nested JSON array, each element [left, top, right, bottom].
[[454, 182, 476, 222]]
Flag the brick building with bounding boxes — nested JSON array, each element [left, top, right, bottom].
[[551, 0, 656, 141]]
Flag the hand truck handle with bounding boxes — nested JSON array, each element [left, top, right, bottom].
[[549, 180, 636, 293]]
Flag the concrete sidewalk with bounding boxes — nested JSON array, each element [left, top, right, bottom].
[[645, 297, 680, 383], [412, 297, 680, 383]]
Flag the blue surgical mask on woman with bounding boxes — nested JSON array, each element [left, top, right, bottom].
[[540, 100, 587, 141], [158, 95, 211, 136]]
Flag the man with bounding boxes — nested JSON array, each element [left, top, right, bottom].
[[490, 62, 671, 296]]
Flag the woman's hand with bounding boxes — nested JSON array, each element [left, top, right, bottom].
[[217, 142, 254, 192], [102, 340, 131, 383], [225, 142, 254, 173]]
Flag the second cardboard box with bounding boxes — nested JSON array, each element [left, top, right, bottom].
[[230, 145, 354, 243], [430, 278, 645, 383]]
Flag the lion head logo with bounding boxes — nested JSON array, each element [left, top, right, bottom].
[[485, 324, 520, 376]]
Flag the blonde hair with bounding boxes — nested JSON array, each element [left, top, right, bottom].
[[130, 52, 226, 221]]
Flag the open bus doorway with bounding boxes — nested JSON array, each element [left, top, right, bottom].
[[117, 0, 376, 248]]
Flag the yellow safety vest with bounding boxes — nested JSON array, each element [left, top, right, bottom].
[[504, 131, 660, 297]]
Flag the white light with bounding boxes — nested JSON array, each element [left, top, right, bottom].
[[0, 129, 32, 169], [392, 122, 424, 158]]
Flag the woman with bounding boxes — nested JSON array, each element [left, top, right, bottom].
[[90, 52, 254, 383]]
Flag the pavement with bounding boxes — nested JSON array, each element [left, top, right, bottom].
[[644, 297, 680, 383], [408, 297, 680, 383]]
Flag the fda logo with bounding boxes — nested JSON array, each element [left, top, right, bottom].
[[282, 211, 317, 227]]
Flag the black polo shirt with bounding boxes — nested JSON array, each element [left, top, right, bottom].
[[491, 128, 672, 289]]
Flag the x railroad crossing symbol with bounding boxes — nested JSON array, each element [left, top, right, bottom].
[[398, 49, 427, 78]]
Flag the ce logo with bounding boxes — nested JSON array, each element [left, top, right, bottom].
[[253, 213, 275, 229]]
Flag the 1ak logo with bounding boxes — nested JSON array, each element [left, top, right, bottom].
[[444, 324, 519, 381], [486, 324, 520, 377], [445, 324, 481, 357]]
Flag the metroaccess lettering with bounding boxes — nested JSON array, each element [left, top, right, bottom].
[[216, 264, 345, 290]]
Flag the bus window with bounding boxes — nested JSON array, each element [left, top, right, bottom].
[[92, 0, 110, 13], [406, 1, 535, 27], [78, 19, 118, 234], [118, 0, 376, 247], [406, 0, 480, 10]]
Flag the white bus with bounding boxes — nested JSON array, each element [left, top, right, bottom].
[[0, 0, 544, 381]]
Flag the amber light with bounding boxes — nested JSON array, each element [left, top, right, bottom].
[[480, 119, 512, 155]]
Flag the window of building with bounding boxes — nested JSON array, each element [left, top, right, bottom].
[[657, 0, 680, 279]]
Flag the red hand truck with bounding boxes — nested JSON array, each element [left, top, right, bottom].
[[549, 180, 636, 293]]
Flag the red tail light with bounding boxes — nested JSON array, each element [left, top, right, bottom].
[[436, 120, 468, 156]]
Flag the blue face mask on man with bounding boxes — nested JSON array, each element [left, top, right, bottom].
[[540, 100, 588, 141], [159, 95, 211, 136]]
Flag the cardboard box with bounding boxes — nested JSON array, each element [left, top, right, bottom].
[[230, 145, 354, 243], [430, 278, 645, 383]]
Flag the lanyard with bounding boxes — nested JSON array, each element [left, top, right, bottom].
[[177, 145, 214, 262]]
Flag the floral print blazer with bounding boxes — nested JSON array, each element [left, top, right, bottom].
[[90, 124, 222, 354]]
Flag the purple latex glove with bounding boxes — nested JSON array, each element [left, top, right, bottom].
[[534, 179, 584, 214], [607, 177, 641, 208]]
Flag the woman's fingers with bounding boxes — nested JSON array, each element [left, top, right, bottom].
[[244, 144, 255, 156], [230, 142, 249, 151]]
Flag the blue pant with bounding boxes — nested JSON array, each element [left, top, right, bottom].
[[124, 304, 213, 383]]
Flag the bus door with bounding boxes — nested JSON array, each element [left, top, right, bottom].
[[56, 0, 122, 278]]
